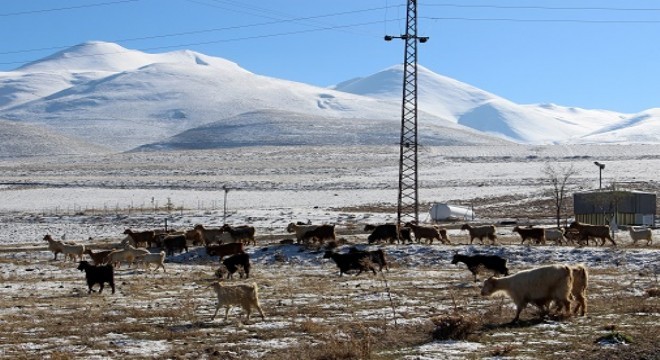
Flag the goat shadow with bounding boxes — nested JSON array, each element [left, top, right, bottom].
[[483, 318, 546, 329], [173, 320, 257, 331]]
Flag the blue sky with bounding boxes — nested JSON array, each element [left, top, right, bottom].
[[1, 0, 659, 113]]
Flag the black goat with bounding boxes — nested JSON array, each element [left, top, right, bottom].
[[323, 250, 377, 276], [348, 247, 388, 272], [77, 260, 115, 294], [366, 224, 412, 244], [221, 253, 251, 279], [162, 234, 188, 256], [451, 253, 509, 282]]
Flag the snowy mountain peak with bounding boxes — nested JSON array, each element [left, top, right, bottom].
[[16, 41, 152, 73]]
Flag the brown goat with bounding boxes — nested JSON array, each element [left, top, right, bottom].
[[206, 242, 245, 260], [194, 224, 225, 245], [123, 229, 156, 248], [300, 224, 336, 244], [461, 224, 497, 244], [221, 224, 257, 246], [404, 221, 449, 244], [84, 249, 114, 266], [569, 221, 616, 246], [513, 226, 546, 245]]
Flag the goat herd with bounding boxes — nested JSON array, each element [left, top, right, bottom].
[[40, 219, 652, 324]]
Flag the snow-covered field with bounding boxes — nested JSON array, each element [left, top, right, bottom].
[[0, 144, 658, 359]]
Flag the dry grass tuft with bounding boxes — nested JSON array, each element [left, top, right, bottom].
[[430, 313, 481, 341], [646, 287, 660, 297]]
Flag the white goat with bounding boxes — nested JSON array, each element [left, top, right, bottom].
[[629, 226, 652, 245], [481, 264, 573, 323], [62, 243, 86, 262], [209, 282, 265, 322], [534, 264, 589, 316], [544, 228, 565, 245], [105, 245, 150, 269], [135, 251, 167, 272]]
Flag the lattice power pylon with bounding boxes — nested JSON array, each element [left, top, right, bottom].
[[385, 0, 428, 225]]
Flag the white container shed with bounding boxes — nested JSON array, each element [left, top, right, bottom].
[[429, 203, 474, 221]]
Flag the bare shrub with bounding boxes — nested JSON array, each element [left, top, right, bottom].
[[431, 314, 480, 341], [646, 287, 660, 297]]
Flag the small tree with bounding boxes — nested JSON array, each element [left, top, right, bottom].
[[543, 163, 578, 228]]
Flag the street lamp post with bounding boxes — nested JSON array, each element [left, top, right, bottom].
[[594, 162, 605, 189], [222, 185, 229, 223]]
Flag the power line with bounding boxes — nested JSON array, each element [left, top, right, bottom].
[[424, 16, 660, 24], [0, 19, 399, 66], [424, 3, 660, 12], [0, 5, 396, 56], [0, 0, 140, 17]]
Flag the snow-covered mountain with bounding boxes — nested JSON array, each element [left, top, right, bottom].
[[332, 65, 631, 144], [3, 42, 480, 152], [0, 41, 657, 157]]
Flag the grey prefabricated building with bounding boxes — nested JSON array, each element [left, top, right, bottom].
[[573, 190, 656, 226]]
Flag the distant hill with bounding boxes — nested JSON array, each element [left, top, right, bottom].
[[133, 109, 511, 151], [0, 119, 109, 157]]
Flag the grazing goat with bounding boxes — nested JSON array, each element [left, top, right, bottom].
[[135, 251, 167, 272], [451, 253, 509, 282], [162, 234, 188, 256], [628, 226, 652, 245], [84, 249, 113, 266], [205, 243, 245, 260], [77, 261, 115, 294], [43, 234, 65, 260], [481, 264, 573, 323], [300, 224, 336, 244], [366, 224, 412, 244], [513, 226, 546, 245], [348, 247, 388, 272], [404, 221, 450, 244], [286, 222, 320, 244], [105, 245, 150, 269], [209, 282, 265, 322], [123, 229, 155, 248], [461, 224, 497, 244], [221, 224, 257, 246], [194, 224, 225, 245], [323, 250, 377, 276], [221, 253, 251, 279], [569, 221, 616, 246]]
